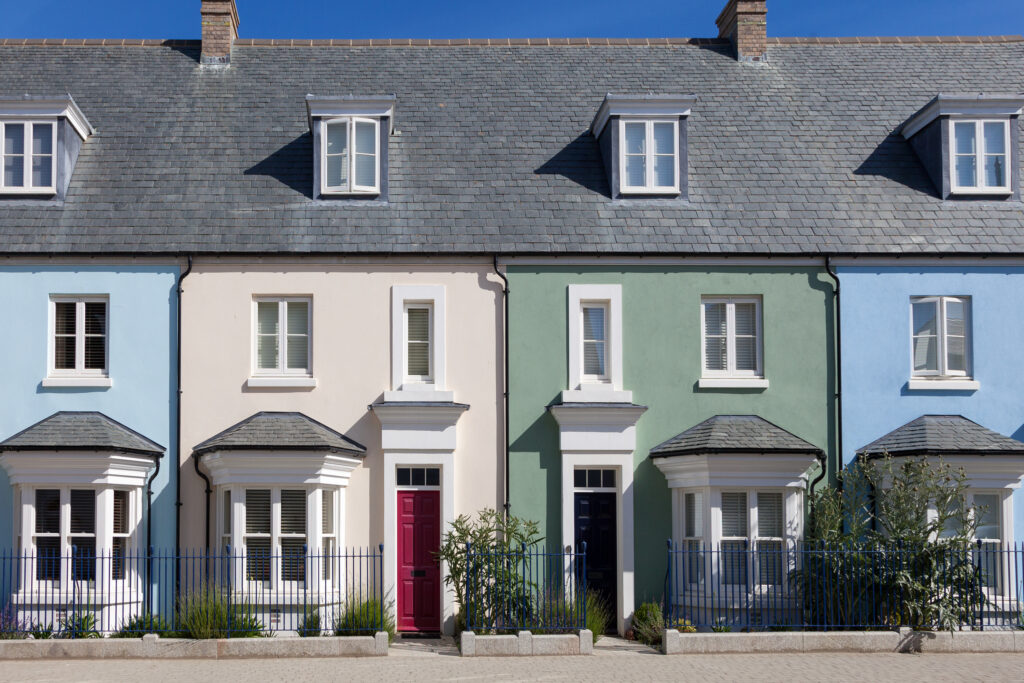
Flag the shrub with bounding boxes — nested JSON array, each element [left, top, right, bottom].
[[333, 595, 395, 641], [531, 589, 610, 643], [176, 584, 264, 639], [631, 601, 663, 647], [296, 607, 322, 637], [0, 604, 27, 639], [112, 612, 173, 638], [584, 591, 613, 642], [29, 623, 54, 639], [669, 617, 696, 633], [56, 609, 99, 639]]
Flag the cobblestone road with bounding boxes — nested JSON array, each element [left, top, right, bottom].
[[4, 638, 1024, 682]]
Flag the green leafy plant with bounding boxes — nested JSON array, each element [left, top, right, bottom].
[[631, 601, 663, 647], [710, 621, 733, 633], [112, 612, 173, 638], [434, 508, 542, 634], [176, 583, 265, 639], [296, 607, 322, 637], [670, 617, 697, 633], [29, 623, 54, 640], [56, 609, 99, 639], [333, 594, 395, 641], [793, 455, 989, 632], [532, 590, 610, 642], [584, 591, 613, 641]]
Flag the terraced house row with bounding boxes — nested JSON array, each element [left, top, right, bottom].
[[1, 0, 1023, 637]]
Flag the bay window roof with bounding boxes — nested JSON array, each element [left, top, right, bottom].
[[857, 415, 1024, 458], [193, 411, 366, 457], [0, 411, 163, 457], [650, 415, 822, 458]]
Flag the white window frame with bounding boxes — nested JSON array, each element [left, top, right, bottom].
[[403, 302, 434, 385], [949, 118, 1012, 195], [909, 296, 971, 379], [968, 490, 1009, 595], [0, 119, 57, 194], [565, 284, 627, 401], [580, 301, 611, 384], [389, 285, 446, 397], [47, 295, 109, 382], [679, 490, 704, 586], [618, 117, 680, 195], [251, 297, 313, 379], [19, 485, 141, 594], [321, 116, 380, 195], [700, 296, 764, 379], [395, 465, 443, 491]]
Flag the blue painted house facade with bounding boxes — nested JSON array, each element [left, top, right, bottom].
[[840, 263, 1024, 545]]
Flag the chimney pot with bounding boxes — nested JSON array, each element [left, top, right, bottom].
[[201, 0, 240, 66], [715, 0, 767, 62]]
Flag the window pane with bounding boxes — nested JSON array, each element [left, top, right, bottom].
[[355, 121, 376, 154], [574, 469, 585, 487], [588, 469, 601, 488], [624, 155, 645, 187], [912, 301, 938, 372], [407, 341, 430, 377], [721, 492, 748, 538], [223, 490, 232, 544], [602, 469, 615, 488], [71, 539, 95, 580], [246, 538, 271, 582], [975, 494, 1000, 540], [653, 122, 674, 154], [112, 537, 126, 580], [257, 302, 278, 335], [955, 155, 977, 187], [653, 154, 675, 187], [55, 301, 76, 335], [257, 335, 279, 370], [322, 489, 334, 535], [946, 335, 965, 372], [35, 489, 60, 533], [54, 337, 76, 370], [5, 123, 24, 154], [113, 490, 129, 535], [757, 492, 783, 537], [411, 468, 425, 486], [32, 156, 52, 187], [286, 335, 308, 370], [327, 123, 348, 154], [84, 302, 106, 333], [984, 122, 1005, 154], [704, 336, 727, 371], [4, 155, 24, 187], [70, 490, 95, 534], [757, 540, 783, 586], [407, 307, 430, 342], [281, 538, 306, 582], [32, 124, 52, 155], [722, 540, 747, 585], [985, 154, 1006, 187], [286, 302, 308, 335], [704, 302, 726, 335], [354, 153, 375, 188], [245, 489, 271, 534], [281, 490, 307, 535], [945, 300, 965, 336], [396, 468, 410, 486], [583, 341, 606, 376], [326, 154, 345, 188], [684, 492, 703, 538], [954, 122, 976, 154], [734, 303, 756, 336], [36, 537, 60, 580], [84, 336, 106, 370], [583, 306, 605, 342], [426, 468, 440, 486], [623, 122, 645, 154], [734, 337, 757, 371]]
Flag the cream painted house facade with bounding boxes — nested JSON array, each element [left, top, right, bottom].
[[180, 258, 504, 634]]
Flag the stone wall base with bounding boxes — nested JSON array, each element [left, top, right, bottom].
[[460, 630, 592, 656]]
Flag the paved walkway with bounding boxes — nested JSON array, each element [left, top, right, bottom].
[[4, 637, 1024, 682]]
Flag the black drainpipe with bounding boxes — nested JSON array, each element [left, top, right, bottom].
[[144, 453, 161, 554], [493, 255, 510, 516], [174, 256, 195, 596], [816, 255, 843, 497]]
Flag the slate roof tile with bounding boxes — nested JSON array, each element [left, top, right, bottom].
[[649, 414, 822, 457], [0, 411, 164, 455], [857, 415, 1024, 456], [193, 411, 366, 456]]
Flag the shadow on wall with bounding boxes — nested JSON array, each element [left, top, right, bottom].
[[852, 132, 936, 195], [509, 398, 562, 549], [534, 132, 610, 197], [244, 134, 313, 197]]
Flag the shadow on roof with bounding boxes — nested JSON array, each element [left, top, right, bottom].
[[852, 132, 938, 196], [244, 133, 313, 198], [534, 131, 610, 198]]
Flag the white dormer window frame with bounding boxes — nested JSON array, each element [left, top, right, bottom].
[[0, 119, 57, 195], [618, 117, 680, 196], [321, 117, 380, 196], [949, 118, 1012, 195]]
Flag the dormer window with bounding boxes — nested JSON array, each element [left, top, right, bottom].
[[1, 121, 55, 193], [952, 120, 1010, 194], [323, 118, 380, 195], [0, 95, 92, 199], [620, 119, 679, 194], [591, 94, 695, 200], [306, 95, 394, 200], [901, 94, 1022, 200]]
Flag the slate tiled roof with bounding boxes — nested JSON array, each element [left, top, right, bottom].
[[193, 412, 366, 456], [0, 411, 164, 456], [0, 37, 1022, 255], [857, 415, 1024, 457], [649, 414, 821, 457]]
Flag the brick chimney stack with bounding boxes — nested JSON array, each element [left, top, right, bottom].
[[201, 0, 239, 66], [715, 0, 767, 62]]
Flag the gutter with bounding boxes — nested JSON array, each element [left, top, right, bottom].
[[493, 256, 510, 516]]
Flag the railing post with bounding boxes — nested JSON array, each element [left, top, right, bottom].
[[378, 542, 384, 634], [580, 541, 587, 631], [464, 542, 471, 631], [225, 544, 232, 639], [664, 538, 672, 629]]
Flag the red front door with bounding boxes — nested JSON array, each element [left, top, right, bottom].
[[397, 490, 441, 632]]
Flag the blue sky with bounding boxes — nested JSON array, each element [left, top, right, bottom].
[[2, 0, 1021, 40]]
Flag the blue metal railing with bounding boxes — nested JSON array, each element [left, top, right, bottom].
[[465, 541, 587, 633], [664, 539, 1024, 631], [0, 544, 384, 638]]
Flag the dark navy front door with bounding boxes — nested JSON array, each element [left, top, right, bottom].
[[574, 491, 617, 626]]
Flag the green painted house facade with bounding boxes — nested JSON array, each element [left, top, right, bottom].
[[507, 263, 836, 632]]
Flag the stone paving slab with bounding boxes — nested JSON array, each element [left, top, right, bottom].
[[3, 651, 1024, 682]]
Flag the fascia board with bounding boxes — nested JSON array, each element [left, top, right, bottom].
[[591, 93, 697, 138], [305, 94, 396, 131], [901, 93, 1024, 139]]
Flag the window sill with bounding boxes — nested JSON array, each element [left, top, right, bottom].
[[949, 187, 1012, 196], [907, 378, 980, 392], [320, 189, 380, 198], [246, 376, 317, 389], [0, 187, 56, 196], [41, 376, 112, 388], [383, 389, 455, 403], [698, 377, 769, 390]]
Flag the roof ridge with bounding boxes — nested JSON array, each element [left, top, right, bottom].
[[1, 35, 1019, 48]]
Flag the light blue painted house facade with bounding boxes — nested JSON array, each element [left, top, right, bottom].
[[840, 264, 1024, 545], [0, 264, 179, 552]]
